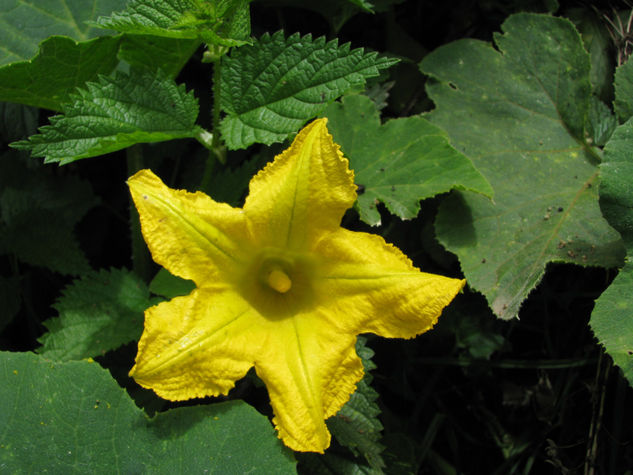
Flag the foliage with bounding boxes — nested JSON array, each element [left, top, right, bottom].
[[220, 31, 399, 149], [12, 69, 204, 164], [1, 0, 632, 473]]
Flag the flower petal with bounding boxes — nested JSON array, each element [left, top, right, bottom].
[[128, 169, 249, 286], [130, 287, 263, 400], [314, 228, 465, 338], [255, 315, 363, 453], [243, 118, 357, 251]]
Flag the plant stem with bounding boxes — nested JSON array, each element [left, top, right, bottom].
[[126, 145, 152, 282], [200, 58, 227, 191], [212, 60, 222, 153]]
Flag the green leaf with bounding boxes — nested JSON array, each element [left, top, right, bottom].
[[150, 268, 195, 299], [0, 351, 297, 473], [0, 35, 122, 111], [0, 152, 98, 275], [299, 337, 384, 473], [325, 95, 492, 225], [590, 262, 633, 384], [220, 31, 399, 150], [328, 337, 385, 470], [614, 58, 633, 123], [587, 96, 617, 147], [599, 119, 633, 248], [590, 118, 633, 385], [38, 268, 152, 361], [95, 0, 251, 46], [420, 12, 624, 319], [0, 0, 127, 67], [12, 69, 202, 164]]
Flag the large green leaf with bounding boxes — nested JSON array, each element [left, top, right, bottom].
[[12, 69, 203, 164], [38, 268, 153, 361], [94, 0, 251, 46], [220, 31, 399, 149], [0, 351, 296, 473], [325, 95, 492, 225], [590, 118, 633, 385], [0, 1, 127, 111], [0, 0, 127, 67], [421, 13, 624, 319], [591, 262, 633, 384], [0, 35, 121, 111]]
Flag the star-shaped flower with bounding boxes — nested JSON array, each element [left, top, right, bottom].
[[128, 118, 464, 452]]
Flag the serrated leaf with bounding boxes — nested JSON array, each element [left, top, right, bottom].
[[220, 31, 399, 149], [0, 0, 127, 67], [327, 337, 385, 470], [591, 118, 633, 385], [587, 96, 617, 147], [299, 337, 383, 473], [325, 95, 492, 225], [0, 351, 296, 473], [420, 12, 624, 319], [95, 0, 251, 46], [0, 35, 122, 111], [0, 151, 97, 275], [12, 69, 202, 164], [38, 268, 152, 361]]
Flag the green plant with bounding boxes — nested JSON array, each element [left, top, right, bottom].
[[1, 0, 631, 473]]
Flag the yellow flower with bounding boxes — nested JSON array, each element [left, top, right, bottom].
[[128, 118, 465, 453]]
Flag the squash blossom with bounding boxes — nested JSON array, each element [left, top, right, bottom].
[[128, 118, 465, 453]]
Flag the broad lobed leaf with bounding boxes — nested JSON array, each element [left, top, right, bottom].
[[0, 0, 127, 67], [0, 35, 121, 111], [590, 116, 633, 385], [421, 12, 624, 319], [12, 69, 202, 164], [220, 31, 399, 149], [325, 94, 493, 225], [0, 351, 296, 473]]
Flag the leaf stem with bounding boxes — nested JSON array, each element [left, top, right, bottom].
[[126, 145, 152, 282]]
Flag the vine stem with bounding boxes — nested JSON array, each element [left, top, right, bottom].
[[199, 58, 226, 191], [126, 145, 152, 282]]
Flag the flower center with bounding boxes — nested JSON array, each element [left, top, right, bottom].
[[266, 267, 292, 293]]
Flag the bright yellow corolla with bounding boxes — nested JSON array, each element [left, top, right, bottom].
[[128, 118, 465, 452]]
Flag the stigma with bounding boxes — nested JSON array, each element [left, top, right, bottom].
[[267, 268, 292, 293]]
